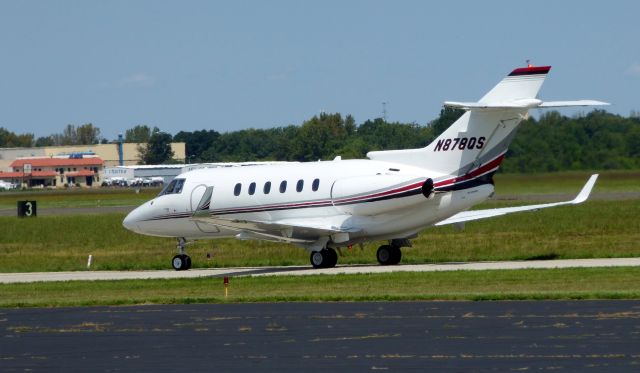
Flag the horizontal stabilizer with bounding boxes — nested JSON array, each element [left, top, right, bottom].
[[435, 174, 598, 226], [539, 100, 610, 108], [444, 99, 609, 111]]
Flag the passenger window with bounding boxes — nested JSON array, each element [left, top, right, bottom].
[[234, 183, 242, 196], [248, 182, 256, 195], [312, 178, 320, 191], [279, 180, 287, 193], [264, 181, 271, 194], [296, 179, 304, 192]]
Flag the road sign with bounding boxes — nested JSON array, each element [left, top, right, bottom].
[[17, 201, 37, 217]]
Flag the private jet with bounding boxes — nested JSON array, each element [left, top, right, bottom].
[[123, 64, 607, 270]]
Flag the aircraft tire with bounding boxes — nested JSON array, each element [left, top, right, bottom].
[[172, 254, 191, 271], [310, 251, 325, 268], [310, 249, 338, 269], [376, 245, 393, 265], [389, 246, 402, 265], [325, 248, 338, 268]]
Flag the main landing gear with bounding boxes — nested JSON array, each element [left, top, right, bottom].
[[310, 248, 338, 269], [172, 238, 192, 271], [376, 244, 402, 265]]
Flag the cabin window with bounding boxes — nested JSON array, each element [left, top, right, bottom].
[[248, 182, 256, 195], [157, 178, 186, 196], [174, 179, 185, 194], [312, 178, 320, 191], [173, 179, 184, 194], [263, 181, 271, 194], [296, 179, 304, 192], [234, 183, 242, 196], [279, 180, 287, 193]]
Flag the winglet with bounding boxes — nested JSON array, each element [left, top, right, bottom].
[[572, 174, 598, 204]]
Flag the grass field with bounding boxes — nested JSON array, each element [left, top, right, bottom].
[[1, 267, 639, 308], [0, 198, 638, 272], [0, 170, 638, 272], [0, 187, 158, 209], [493, 170, 640, 194]]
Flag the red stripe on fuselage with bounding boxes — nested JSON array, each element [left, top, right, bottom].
[[332, 181, 424, 204], [434, 153, 505, 188]]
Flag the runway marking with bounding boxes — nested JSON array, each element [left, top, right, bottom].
[[1, 257, 640, 284]]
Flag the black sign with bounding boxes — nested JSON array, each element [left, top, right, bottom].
[[17, 201, 37, 217]]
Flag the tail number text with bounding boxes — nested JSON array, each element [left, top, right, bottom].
[[433, 136, 485, 152]]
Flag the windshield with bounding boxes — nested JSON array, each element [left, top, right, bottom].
[[158, 178, 185, 197]]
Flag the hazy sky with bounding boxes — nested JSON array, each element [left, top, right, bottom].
[[1, 1, 638, 140]]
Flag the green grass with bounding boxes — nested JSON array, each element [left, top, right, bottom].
[[0, 170, 637, 272], [1, 267, 639, 307], [0, 187, 159, 209], [493, 170, 640, 194], [0, 199, 638, 272]]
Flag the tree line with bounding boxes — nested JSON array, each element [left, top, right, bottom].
[[1, 109, 639, 172]]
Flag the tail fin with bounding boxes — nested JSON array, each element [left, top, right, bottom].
[[368, 65, 607, 187], [479, 65, 551, 104]]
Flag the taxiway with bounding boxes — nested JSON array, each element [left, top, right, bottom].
[[1, 257, 640, 284]]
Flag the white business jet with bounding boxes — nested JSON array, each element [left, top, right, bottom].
[[123, 65, 607, 270]]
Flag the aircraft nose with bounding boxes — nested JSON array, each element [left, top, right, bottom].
[[122, 208, 141, 232]]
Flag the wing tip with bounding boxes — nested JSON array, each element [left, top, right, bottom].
[[572, 174, 598, 204]]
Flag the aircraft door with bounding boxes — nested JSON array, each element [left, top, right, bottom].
[[190, 184, 208, 211], [190, 184, 219, 233]]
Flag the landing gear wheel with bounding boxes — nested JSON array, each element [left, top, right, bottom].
[[377, 245, 402, 265], [325, 248, 338, 268], [389, 246, 402, 265], [310, 248, 338, 269], [172, 254, 191, 271], [310, 251, 324, 268]]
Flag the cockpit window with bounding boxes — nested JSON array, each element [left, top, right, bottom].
[[158, 178, 186, 196]]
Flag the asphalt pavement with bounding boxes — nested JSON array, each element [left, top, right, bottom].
[[2, 301, 639, 372]]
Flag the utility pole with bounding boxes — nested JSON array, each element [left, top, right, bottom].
[[382, 102, 388, 122]]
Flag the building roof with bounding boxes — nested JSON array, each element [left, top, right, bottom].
[[0, 171, 58, 179], [10, 157, 104, 168]]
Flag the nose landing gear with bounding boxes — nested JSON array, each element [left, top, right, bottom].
[[172, 238, 192, 271]]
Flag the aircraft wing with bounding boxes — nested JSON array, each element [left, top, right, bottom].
[[190, 190, 358, 244], [435, 174, 598, 226], [191, 215, 360, 244]]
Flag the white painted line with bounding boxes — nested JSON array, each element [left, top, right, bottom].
[[1, 258, 639, 284]]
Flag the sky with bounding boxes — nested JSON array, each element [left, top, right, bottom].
[[1, 1, 638, 140]]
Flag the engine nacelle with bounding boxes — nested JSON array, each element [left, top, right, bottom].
[[331, 174, 433, 216]]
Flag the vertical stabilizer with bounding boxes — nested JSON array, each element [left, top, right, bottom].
[[368, 66, 552, 183], [479, 66, 550, 104]]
